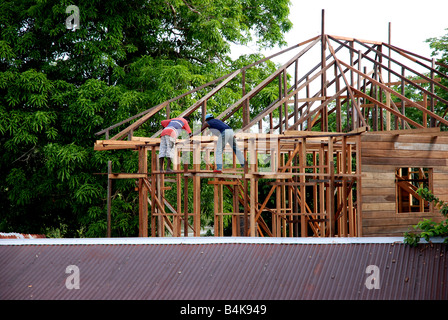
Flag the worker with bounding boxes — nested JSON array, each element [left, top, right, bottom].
[[201, 114, 245, 173], [160, 116, 192, 172]]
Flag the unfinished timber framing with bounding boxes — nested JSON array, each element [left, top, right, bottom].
[[94, 10, 448, 238]]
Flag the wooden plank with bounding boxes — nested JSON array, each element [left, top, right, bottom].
[[283, 127, 367, 137], [362, 217, 444, 231], [382, 78, 441, 87], [361, 164, 396, 172], [362, 178, 395, 188], [362, 156, 447, 167], [245, 173, 294, 179], [364, 127, 440, 136], [433, 166, 448, 173], [330, 35, 382, 45], [207, 180, 239, 185], [361, 135, 448, 149], [361, 142, 396, 151], [361, 148, 448, 159], [362, 202, 395, 211], [109, 173, 148, 179], [362, 187, 395, 196], [365, 212, 440, 220], [433, 172, 448, 179], [362, 172, 396, 180], [184, 173, 243, 179], [362, 194, 395, 203], [362, 134, 448, 144], [433, 179, 448, 188], [432, 187, 448, 199], [394, 142, 448, 151]]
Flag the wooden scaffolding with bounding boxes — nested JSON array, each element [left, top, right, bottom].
[[94, 11, 448, 237]]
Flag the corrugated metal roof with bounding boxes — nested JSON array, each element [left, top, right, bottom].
[[0, 238, 446, 300]]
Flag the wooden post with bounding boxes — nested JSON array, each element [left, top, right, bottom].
[[214, 178, 220, 236], [329, 160, 335, 236], [275, 183, 281, 237], [107, 160, 112, 237], [347, 141, 354, 236], [283, 70, 288, 131], [175, 153, 182, 237], [321, 9, 328, 131], [386, 92, 391, 130], [356, 134, 362, 236], [430, 58, 435, 127], [249, 138, 256, 236], [388, 22, 391, 84], [138, 147, 148, 237], [423, 93, 428, 127], [319, 144, 325, 236], [401, 67, 405, 129], [299, 138, 307, 236], [250, 176, 256, 237], [341, 136, 347, 236], [242, 68, 249, 128], [193, 141, 201, 236], [183, 163, 189, 236], [202, 100, 207, 124], [335, 64, 341, 132], [278, 74, 283, 134], [327, 138, 334, 236], [378, 45, 383, 131], [150, 147, 156, 236], [232, 181, 239, 236], [157, 168, 164, 237], [294, 59, 299, 125]]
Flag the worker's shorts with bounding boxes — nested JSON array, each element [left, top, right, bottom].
[[159, 135, 176, 158]]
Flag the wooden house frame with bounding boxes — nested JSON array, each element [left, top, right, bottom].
[[94, 12, 448, 237]]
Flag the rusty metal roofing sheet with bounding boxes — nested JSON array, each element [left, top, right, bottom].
[[0, 238, 446, 300]]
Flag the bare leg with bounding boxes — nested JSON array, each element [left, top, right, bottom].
[[166, 158, 173, 172], [159, 157, 164, 172]]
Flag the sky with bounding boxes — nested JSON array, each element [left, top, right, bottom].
[[231, 0, 448, 66]]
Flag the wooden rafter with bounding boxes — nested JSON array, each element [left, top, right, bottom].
[[94, 22, 448, 238]]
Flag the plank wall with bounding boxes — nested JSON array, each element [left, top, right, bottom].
[[361, 132, 448, 236]]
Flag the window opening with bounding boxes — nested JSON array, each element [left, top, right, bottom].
[[396, 167, 432, 213]]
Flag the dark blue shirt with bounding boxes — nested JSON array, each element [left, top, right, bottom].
[[206, 119, 231, 134]]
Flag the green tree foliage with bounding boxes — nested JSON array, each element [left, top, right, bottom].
[[403, 187, 448, 246], [0, 0, 292, 237]]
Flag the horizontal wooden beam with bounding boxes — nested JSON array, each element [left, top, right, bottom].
[[383, 78, 441, 87], [207, 180, 240, 185], [329, 35, 382, 45]]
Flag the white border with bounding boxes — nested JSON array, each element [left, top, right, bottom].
[[0, 236, 410, 246], [0, 236, 445, 246]]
